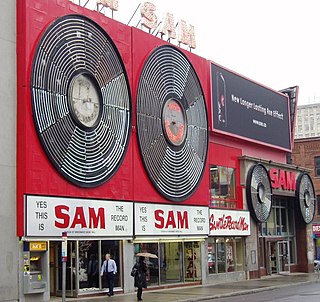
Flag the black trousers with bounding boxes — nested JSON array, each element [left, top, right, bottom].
[[137, 287, 143, 300], [104, 272, 115, 294]]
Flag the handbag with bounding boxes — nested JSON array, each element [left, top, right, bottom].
[[130, 266, 137, 277]]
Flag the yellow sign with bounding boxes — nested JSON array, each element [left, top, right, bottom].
[[30, 241, 47, 251]]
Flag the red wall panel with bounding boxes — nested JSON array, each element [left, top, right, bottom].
[[16, 0, 134, 236]]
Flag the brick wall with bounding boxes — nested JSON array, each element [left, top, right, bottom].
[[291, 138, 320, 222]]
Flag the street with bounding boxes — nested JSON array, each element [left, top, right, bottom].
[[208, 282, 320, 302]]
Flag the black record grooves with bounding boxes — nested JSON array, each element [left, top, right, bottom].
[[296, 173, 315, 224], [246, 164, 273, 223], [31, 15, 131, 187], [136, 45, 208, 201]]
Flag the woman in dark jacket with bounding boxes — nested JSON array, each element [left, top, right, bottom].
[[133, 256, 147, 301]]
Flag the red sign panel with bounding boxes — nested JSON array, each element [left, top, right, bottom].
[[313, 224, 320, 235]]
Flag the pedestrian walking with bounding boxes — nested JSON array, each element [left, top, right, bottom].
[[101, 253, 117, 296], [132, 256, 147, 301]]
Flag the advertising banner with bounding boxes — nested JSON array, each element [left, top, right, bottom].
[[211, 62, 291, 151]]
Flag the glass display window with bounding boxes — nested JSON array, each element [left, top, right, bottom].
[[210, 165, 237, 209], [134, 241, 202, 285], [208, 237, 244, 274], [136, 242, 159, 285], [184, 242, 201, 281]]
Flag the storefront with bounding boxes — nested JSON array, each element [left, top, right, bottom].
[[207, 209, 250, 281], [21, 195, 134, 299], [242, 156, 316, 278], [133, 203, 209, 286], [132, 241, 202, 285], [49, 239, 123, 297], [312, 224, 320, 261]]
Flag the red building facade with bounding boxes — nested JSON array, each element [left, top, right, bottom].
[[16, 1, 315, 301]]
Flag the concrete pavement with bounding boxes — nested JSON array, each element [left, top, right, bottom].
[[51, 272, 320, 302]]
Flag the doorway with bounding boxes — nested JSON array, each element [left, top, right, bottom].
[[50, 240, 122, 298], [277, 241, 290, 273], [51, 241, 77, 297], [267, 240, 290, 274]]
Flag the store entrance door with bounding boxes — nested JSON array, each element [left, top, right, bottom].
[[267, 240, 290, 275], [53, 241, 77, 297], [267, 241, 277, 274], [277, 241, 290, 274]]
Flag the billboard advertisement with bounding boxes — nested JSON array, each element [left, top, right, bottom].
[[211, 62, 291, 151]]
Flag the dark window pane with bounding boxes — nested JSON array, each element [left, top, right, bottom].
[[315, 157, 320, 176]]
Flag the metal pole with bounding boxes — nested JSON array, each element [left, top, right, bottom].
[[62, 260, 66, 302], [62, 232, 68, 302]]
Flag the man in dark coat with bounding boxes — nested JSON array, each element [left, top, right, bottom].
[[87, 254, 99, 288], [133, 256, 147, 301]]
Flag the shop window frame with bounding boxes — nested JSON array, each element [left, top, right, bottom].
[[210, 165, 237, 209], [315, 157, 320, 177], [207, 237, 244, 275]]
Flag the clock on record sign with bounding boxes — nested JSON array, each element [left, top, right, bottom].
[[69, 73, 102, 129]]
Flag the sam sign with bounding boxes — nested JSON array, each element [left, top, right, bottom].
[[25, 195, 133, 237], [135, 203, 208, 236]]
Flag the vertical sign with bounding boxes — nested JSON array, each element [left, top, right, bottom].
[[61, 232, 67, 262]]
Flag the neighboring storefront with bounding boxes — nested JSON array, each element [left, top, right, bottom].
[[207, 209, 250, 281], [241, 157, 316, 278], [312, 224, 320, 260]]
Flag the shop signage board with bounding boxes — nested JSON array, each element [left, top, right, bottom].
[[313, 224, 320, 237], [209, 209, 250, 236], [269, 168, 296, 191], [29, 242, 47, 251], [134, 203, 209, 236], [25, 195, 133, 237], [263, 165, 297, 197]]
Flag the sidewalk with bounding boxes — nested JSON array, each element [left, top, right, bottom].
[[51, 273, 320, 302]]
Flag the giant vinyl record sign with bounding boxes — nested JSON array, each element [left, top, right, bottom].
[[16, 0, 133, 236], [296, 173, 316, 224], [31, 15, 131, 187], [132, 28, 209, 204]]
